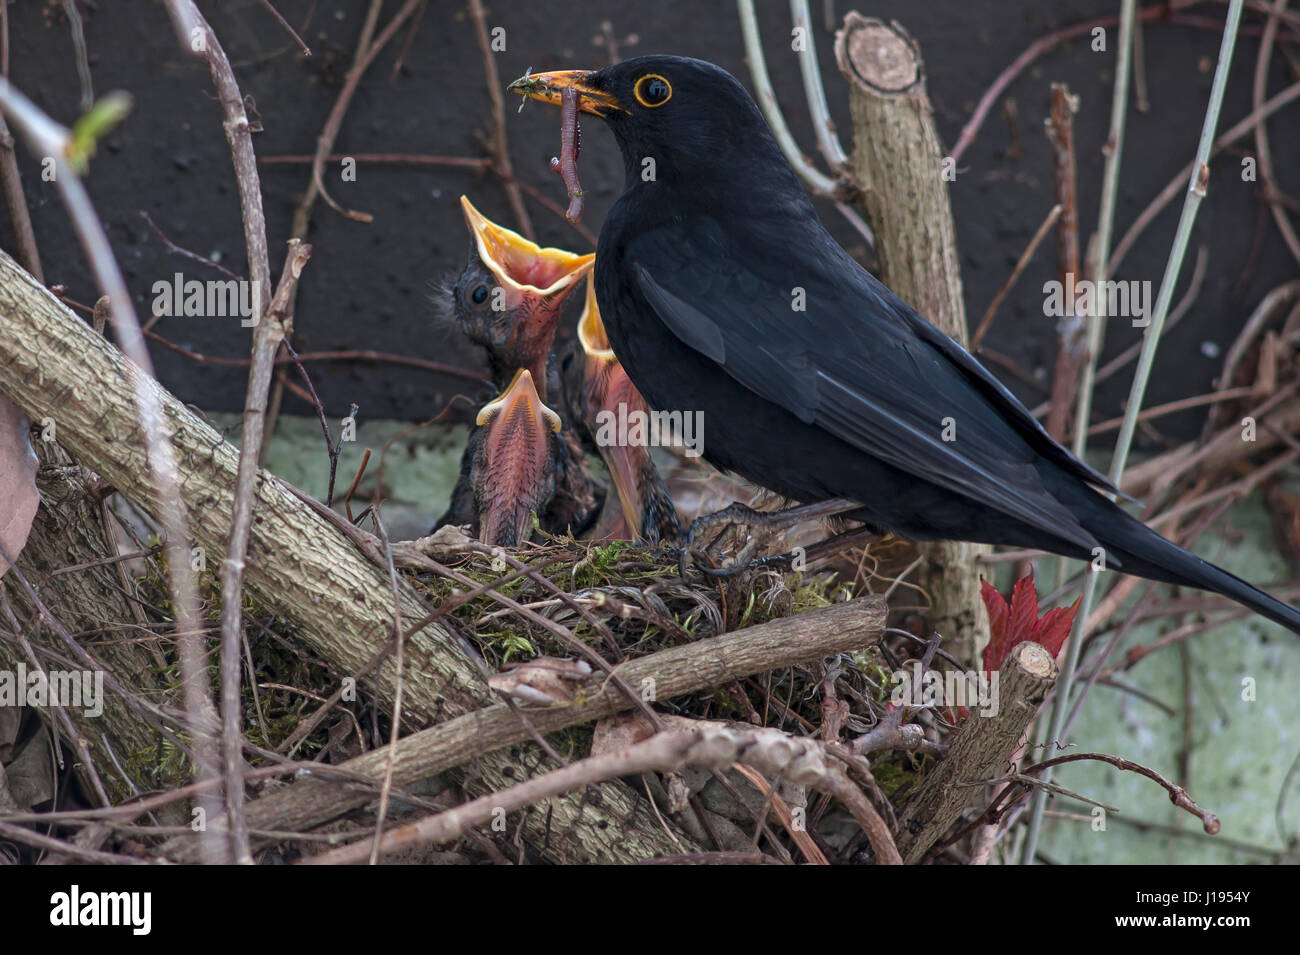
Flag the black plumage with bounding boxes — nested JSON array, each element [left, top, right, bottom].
[[510, 55, 1300, 634]]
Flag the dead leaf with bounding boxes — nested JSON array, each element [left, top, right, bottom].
[[487, 656, 592, 706], [2, 721, 54, 810], [0, 705, 21, 763], [0, 397, 39, 577]]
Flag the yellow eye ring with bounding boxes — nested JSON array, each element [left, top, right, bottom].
[[633, 74, 672, 108]]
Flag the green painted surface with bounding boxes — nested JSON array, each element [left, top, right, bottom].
[[231, 413, 1300, 862], [1036, 493, 1299, 864], [211, 411, 467, 542]]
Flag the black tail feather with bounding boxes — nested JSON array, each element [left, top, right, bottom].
[[1098, 511, 1300, 635]]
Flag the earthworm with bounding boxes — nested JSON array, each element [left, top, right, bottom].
[[549, 85, 584, 224]]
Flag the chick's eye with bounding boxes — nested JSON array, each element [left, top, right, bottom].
[[634, 74, 672, 108], [471, 284, 489, 304]]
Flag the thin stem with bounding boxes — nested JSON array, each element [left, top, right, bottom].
[[1071, 0, 1137, 463], [789, 0, 849, 168], [1022, 0, 1247, 865], [737, 0, 838, 196], [0, 78, 221, 862]]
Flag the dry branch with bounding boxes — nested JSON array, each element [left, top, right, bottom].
[[305, 713, 901, 865], [158, 596, 888, 862], [1044, 83, 1085, 444], [0, 250, 695, 864], [0, 439, 186, 805], [896, 641, 1058, 863], [834, 14, 990, 664]]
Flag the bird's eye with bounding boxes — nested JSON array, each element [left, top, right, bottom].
[[634, 74, 672, 108], [471, 284, 489, 304]]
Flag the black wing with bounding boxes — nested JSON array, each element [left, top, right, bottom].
[[625, 216, 1108, 552]]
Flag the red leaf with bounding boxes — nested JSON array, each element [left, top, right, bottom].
[[980, 570, 1081, 672], [980, 578, 1010, 674], [1031, 595, 1082, 657], [1007, 574, 1041, 645]]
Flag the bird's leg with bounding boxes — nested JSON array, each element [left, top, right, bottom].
[[678, 497, 860, 578], [742, 524, 884, 573]]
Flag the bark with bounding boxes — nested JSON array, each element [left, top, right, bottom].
[[0, 437, 184, 804], [896, 641, 1058, 863], [834, 14, 992, 665], [159, 596, 888, 862], [0, 250, 694, 862]]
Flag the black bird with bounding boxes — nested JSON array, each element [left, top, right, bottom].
[[561, 280, 681, 544], [510, 55, 1300, 634], [436, 197, 602, 541]]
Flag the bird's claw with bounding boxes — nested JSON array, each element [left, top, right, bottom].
[[674, 503, 776, 580]]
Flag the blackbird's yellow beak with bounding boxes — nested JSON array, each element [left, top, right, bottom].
[[507, 69, 628, 117], [460, 196, 593, 295]]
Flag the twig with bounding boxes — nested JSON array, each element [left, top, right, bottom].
[[1212, 280, 1300, 416], [391, 0, 428, 79], [217, 240, 312, 864], [257, 0, 312, 57], [343, 447, 372, 523], [468, 0, 533, 239], [1133, 13, 1151, 111], [164, 0, 297, 862], [0, 116, 40, 281], [1023, 0, 1248, 865], [1254, 0, 1300, 268], [260, 151, 490, 169], [0, 77, 221, 862], [0, 0, 34, 283], [1109, 77, 1300, 276], [1072, 0, 1136, 461], [0, 821, 156, 865], [1110, 0, 1247, 492], [736, 0, 838, 197], [164, 1, 272, 325], [304, 722, 901, 865], [1089, 245, 1208, 389], [158, 597, 888, 860], [970, 204, 1061, 350], [139, 210, 242, 282], [1044, 83, 1083, 444], [62, 1, 93, 112], [789, 0, 849, 169], [1023, 752, 1221, 834], [898, 641, 1059, 863], [291, 0, 424, 234], [367, 510, 407, 866], [950, 1, 1277, 164], [852, 703, 947, 757], [1086, 386, 1255, 435]]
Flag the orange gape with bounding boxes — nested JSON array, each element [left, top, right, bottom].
[[459, 196, 593, 399], [473, 369, 562, 546], [567, 282, 680, 545], [435, 197, 605, 543]]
